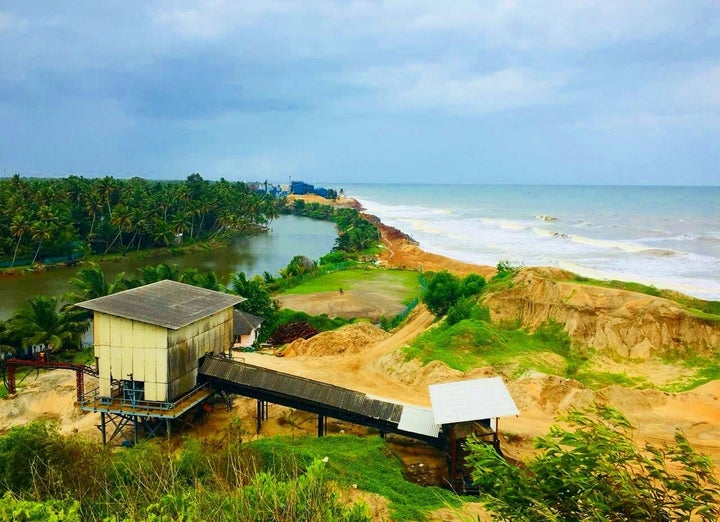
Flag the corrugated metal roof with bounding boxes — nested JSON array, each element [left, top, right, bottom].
[[233, 310, 264, 336], [200, 357, 403, 423], [429, 377, 519, 425], [76, 280, 244, 330], [398, 405, 440, 438]]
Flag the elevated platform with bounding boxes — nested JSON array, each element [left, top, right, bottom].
[[198, 355, 441, 445], [79, 383, 214, 445], [79, 383, 213, 419]]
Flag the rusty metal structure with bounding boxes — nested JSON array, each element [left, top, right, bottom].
[[2, 357, 97, 401]]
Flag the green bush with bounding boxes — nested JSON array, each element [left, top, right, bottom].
[[0, 421, 110, 500], [0, 492, 81, 521], [446, 296, 476, 326], [422, 271, 461, 317], [466, 406, 720, 521]]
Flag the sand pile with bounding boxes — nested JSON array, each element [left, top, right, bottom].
[[0, 370, 98, 435], [282, 321, 390, 357]]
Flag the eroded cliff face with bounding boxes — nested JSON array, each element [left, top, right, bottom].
[[483, 268, 720, 359]]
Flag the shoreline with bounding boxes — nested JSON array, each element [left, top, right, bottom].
[[290, 193, 497, 279]]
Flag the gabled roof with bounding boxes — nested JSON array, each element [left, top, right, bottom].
[[429, 377, 519, 425], [76, 280, 244, 330], [233, 310, 264, 336]]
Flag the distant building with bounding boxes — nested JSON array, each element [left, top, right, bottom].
[[291, 180, 314, 195], [233, 310, 264, 348]]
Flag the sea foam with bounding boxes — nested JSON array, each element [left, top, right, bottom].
[[352, 184, 720, 300]]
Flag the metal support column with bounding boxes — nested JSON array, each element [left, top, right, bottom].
[[6, 364, 15, 394], [256, 399, 263, 433], [75, 370, 84, 402], [317, 414, 325, 437], [100, 412, 107, 445]]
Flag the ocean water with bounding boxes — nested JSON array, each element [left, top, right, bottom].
[[342, 184, 720, 301]]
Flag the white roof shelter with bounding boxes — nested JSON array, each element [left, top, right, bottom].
[[429, 377, 519, 426]]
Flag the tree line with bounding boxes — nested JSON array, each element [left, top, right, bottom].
[[0, 173, 282, 267]]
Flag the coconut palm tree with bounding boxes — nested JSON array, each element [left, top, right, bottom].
[[8, 295, 86, 352]]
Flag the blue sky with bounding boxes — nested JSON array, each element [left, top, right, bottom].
[[1, 1, 719, 185]]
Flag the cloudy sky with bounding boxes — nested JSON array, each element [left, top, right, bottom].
[[1, 1, 719, 185]]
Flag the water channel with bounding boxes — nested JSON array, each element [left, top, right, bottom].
[[0, 215, 337, 319]]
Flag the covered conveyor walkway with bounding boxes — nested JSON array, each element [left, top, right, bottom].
[[198, 355, 442, 445]]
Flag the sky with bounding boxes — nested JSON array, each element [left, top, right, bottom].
[[1, 1, 719, 185]]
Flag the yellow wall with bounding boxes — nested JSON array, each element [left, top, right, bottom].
[[94, 313, 168, 401], [94, 307, 234, 403]]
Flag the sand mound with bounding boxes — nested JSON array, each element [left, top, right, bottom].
[[485, 268, 720, 359], [0, 370, 98, 435], [282, 322, 390, 357]]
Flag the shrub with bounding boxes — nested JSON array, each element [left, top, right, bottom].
[[466, 405, 720, 521], [446, 296, 476, 326], [422, 271, 460, 317]]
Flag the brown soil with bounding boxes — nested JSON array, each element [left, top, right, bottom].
[[277, 284, 406, 321]]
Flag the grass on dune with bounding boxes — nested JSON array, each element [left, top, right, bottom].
[[404, 319, 579, 379], [403, 315, 720, 392]]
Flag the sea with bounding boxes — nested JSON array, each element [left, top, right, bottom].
[[341, 184, 720, 301]]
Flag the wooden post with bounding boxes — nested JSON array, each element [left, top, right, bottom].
[[317, 414, 325, 437]]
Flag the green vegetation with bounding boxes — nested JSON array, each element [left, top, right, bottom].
[[664, 355, 720, 392], [0, 421, 373, 521], [0, 173, 281, 268], [466, 406, 720, 521], [272, 309, 354, 333], [421, 270, 486, 319], [0, 421, 465, 521], [248, 436, 461, 521], [405, 317, 583, 379], [280, 268, 419, 300], [230, 271, 279, 327]]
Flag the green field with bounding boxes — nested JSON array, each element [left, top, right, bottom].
[[278, 268, 421, 303]]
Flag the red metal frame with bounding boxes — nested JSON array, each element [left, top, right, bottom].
[[3, 358, 97, 402]]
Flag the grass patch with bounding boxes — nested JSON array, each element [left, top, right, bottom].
[[572, 371, 648, 389], [248, 435, 461, 521], [279, 268, 420, 302], [404, 319, 583, 379], [665, 356, 720, 392]]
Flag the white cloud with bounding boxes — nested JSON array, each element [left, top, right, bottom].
[[674, 64, 720, 108], [213, 152, 303, 179], [149, 0, 295, 39], [0, 11, 27, 31], [341, 61, 564, 114]]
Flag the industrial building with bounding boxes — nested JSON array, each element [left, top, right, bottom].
[[76, 280, 243, 443]]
